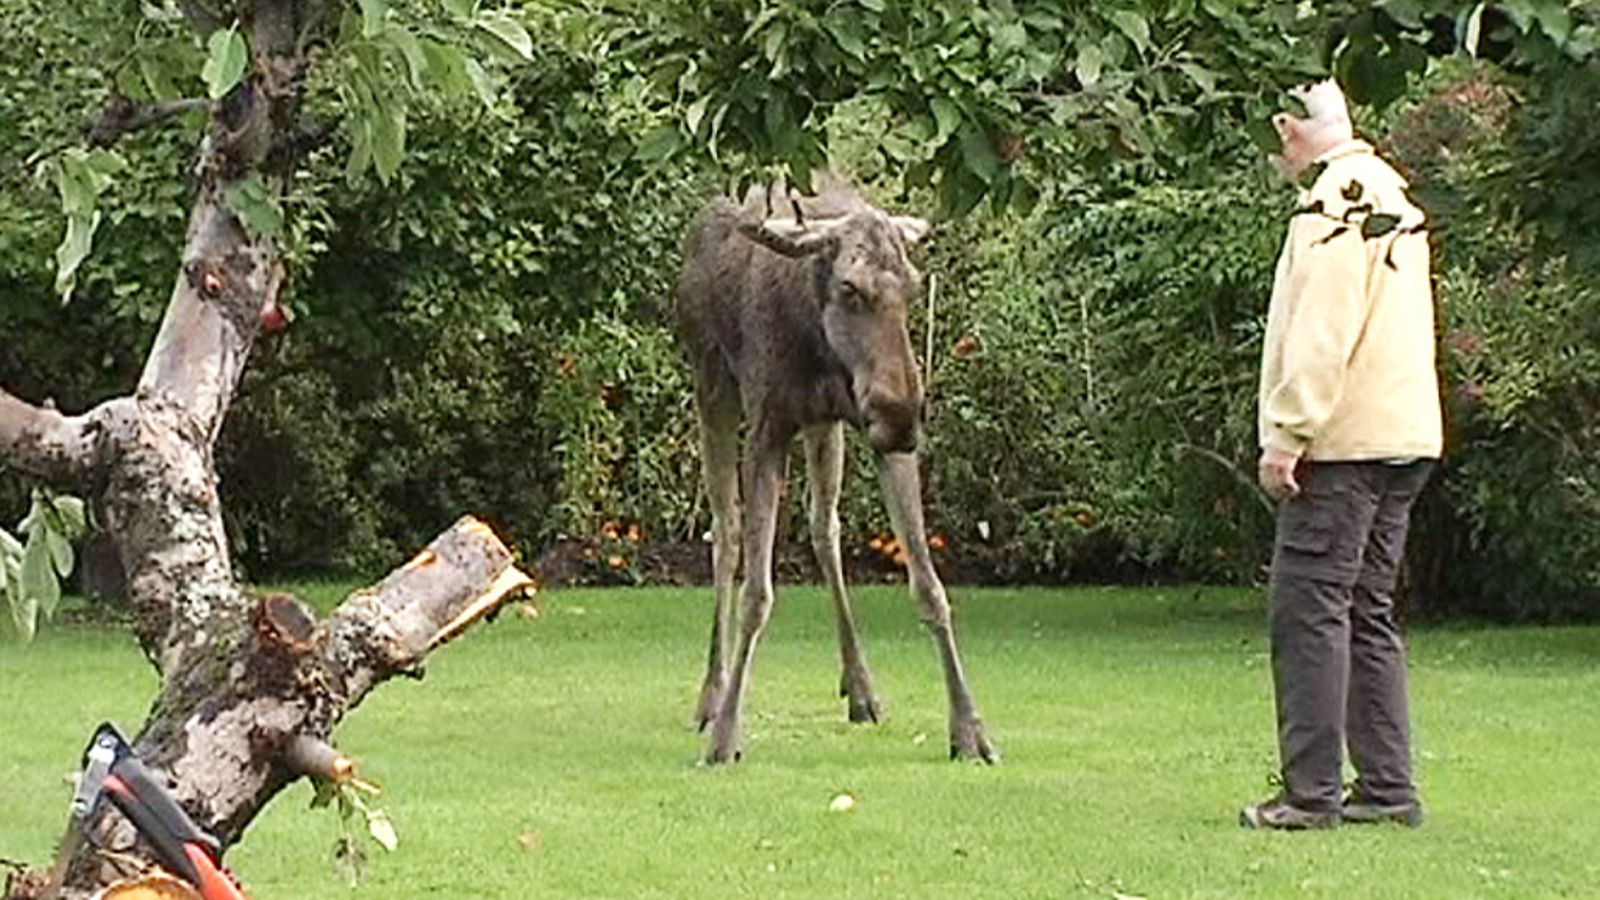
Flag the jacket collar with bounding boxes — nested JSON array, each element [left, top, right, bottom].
[[1297, 140, 1383, 198], [1313, 139, 1375, 166]]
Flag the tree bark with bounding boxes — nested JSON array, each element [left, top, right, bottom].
[[103, 0, 302, 672], [0, 3, 540, 897], [44, 518, 532, 899], [0, 389, 131, 489]]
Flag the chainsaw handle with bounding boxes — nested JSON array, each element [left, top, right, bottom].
[[183, 844, 248, 900], [75, 723, 247, 899]]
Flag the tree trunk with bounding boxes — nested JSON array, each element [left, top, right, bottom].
[[1, 2, 539, 896]]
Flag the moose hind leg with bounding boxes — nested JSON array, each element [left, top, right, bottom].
[[803, 422, 881, 723], [706, 437, 786, 764], [694, 389, 742, 730], [876, 451, 997, 763]]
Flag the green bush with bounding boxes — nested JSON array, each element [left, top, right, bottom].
[[857, 173, 1283, 584], [211, 42, 710, 574], [1391, 64, 1600, 620], [4, 1, 1595, 621]]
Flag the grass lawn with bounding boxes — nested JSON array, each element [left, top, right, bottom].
[[3, 583, 1599, 899]]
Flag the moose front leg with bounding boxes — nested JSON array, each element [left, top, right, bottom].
[[876, 451, 998, 763], [705, 439, 786, 764], [694, 393, 742, 730], [803, 422, 881, 723]]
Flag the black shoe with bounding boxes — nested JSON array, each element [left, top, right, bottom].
[[1342, 793, 1424, 827], [1239, 795, 1340, 830]]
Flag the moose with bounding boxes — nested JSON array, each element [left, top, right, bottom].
[[675, 178, 996, 765]]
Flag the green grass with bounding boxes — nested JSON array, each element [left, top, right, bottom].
[[4, 584, 1599, 898]]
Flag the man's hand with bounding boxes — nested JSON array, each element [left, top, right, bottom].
[[1258, 447, 1302, 502]]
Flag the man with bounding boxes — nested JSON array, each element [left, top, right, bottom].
[[1240, 80, 1443, 830]]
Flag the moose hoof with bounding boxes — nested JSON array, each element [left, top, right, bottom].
[[839, 671, 882, 724], [846, 695, 882, 724], [702, 739, 743, 766], [949, 720, 999, 764], [702, 716, 743, 765]]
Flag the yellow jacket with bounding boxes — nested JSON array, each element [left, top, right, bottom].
[[1258, 140, 1443, 461]]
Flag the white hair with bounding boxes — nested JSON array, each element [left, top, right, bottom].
[[1288, 80, 1353, 143]]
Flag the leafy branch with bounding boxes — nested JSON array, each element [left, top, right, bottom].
[[311, 772, 398, 885], [1, 489, 87, 642]]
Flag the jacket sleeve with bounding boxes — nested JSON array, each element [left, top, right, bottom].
[[1260, 198, 1373, 456]]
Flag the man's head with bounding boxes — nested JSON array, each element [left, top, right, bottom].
[[1270, 80, 1354, 181]]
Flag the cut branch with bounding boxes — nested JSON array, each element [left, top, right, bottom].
[[282, 736, 352, 782], [43, 517, 534, 898], [0, 388, 133, 489], [88, 98, 211, 148]]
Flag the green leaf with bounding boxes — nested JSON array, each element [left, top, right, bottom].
[[477, 11, 533, 61], [990, 22, 1028, 56], [1010, 175, 1041, 216], [823, 17, 868, 61], [20, 530, 59, 623], [57, 149, 124, 216], [1362, 212, 1402, 239], [464, 57, 497, 110], [1176, 61, 1217, 95], [201, 27, 250, 100], [929, 97, 962, 141], [1462, 3, 1485, 57], [365, 808, 399, 852], [10, 593, 38, 643], [763, 22, 788, 65], [138, 49, 185, 101], [741, 6, 781, 41], [310, 778, 339, 809], [1109, 10, 1151, 55], [55, 211, 102, 303], [359, 0, 387, 38], [1, 529, 25, 639], [46, 529, 73, 583], [1296, 160, 1329, 191], [1075, 43, 1104, 85], [707, 101, 731, 156], [635, 123, 684, 162], [346, 117, 373, 183], [421, 39, 475, 101], [223, 176, 283, 239], [940, 162, 988, 218], [1377, 0, 1425, 30], [0, 528, 18, 595], [958, 125, 1002, 184], [684, 96, 711, 138], [763, 94, 796, 154], [49, 495, 85, 536], [371, 100, 407, 184], [381, 25, 430, 94], [1533, 4, 1572, 46], [881, 126, 921, 162]]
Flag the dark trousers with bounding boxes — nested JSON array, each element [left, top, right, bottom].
[[1269, 460, 1433, 813]]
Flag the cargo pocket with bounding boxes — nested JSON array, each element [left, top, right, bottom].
[[1277, 499, 1335, 556], [1274, 492, 1350, 582]]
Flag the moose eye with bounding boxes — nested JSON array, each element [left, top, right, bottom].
[[838, 282, 869, 309]]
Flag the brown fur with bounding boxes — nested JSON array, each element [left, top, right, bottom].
[[675, 181, 995, 764]]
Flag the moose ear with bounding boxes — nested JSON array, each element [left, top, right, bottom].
[[737, 218, 843, 258], [891, 216, 932, 245]]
